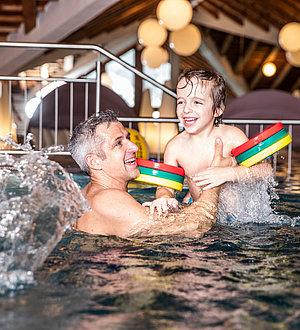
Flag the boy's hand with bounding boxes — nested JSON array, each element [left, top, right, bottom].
[[191, 166, 238, 190], [191, 138, 237, 190], [143, 197, 179, 216]]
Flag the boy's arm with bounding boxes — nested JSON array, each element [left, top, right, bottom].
[[191, 127, 273, 189], [230, 162, 273, 182]]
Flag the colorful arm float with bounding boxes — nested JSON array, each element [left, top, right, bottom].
[[134, 158, 185, 191], [231, 122, 292, 167]]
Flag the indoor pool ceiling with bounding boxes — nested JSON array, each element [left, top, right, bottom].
[[0, 0, 299, 95]]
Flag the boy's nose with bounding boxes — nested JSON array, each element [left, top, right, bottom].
[[183, 104, 191, 113]]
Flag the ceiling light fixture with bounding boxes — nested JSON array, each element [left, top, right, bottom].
[[262, 62, 277, 77]]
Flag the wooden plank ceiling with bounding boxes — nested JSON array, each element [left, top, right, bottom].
[[0, 0, 58, 38], [0, 0, 299, 94]]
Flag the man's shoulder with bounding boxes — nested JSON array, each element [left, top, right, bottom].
[[92, 188, 132, 205]]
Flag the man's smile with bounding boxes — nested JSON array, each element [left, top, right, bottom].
[[124, 155, 137, 168]]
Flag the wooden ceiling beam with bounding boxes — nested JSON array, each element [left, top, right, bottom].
[[72, 1, 155, 40], [0, 4, 44, 13], [271, 63, 292, 89], [284, 0, 300, 12], [22, 0, 37, 33], [225, 0, 270, 31], [235, 40, 258, 73], [0, 26, 17, 33], [0, 14, 23, 23], [206, 0, 244, 25], [198, 2, 219, 19], [264, 0, 300, 22], [242, 0, 287, 28], [199, 30, 249, 96], [220, 34, 234, 55], [250, 47, 279, 89], [0, 21, 21, 27], [193, 7, 278, 45], [291, 77, 300, 92]]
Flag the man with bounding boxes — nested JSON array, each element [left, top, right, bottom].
[[68, 109, 229, 238]]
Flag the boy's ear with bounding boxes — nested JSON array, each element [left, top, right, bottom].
[[85, 153, 102, 171], [214, 105, 225, 118]]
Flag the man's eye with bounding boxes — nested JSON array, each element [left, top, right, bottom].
[[194, 100, 202, 105], [115, 140, 122, 147], [177, 101, 184, 105]]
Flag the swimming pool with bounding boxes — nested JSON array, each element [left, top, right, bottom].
[[0, 168, 299, 329]]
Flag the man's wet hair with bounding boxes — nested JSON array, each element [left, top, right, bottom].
[[68, 109, 118, 173], [178, 68, 226, 126]]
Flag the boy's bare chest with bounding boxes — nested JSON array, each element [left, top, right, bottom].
[[177, 142, 215, 176]]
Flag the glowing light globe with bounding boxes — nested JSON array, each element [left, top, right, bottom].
[[169, 24, 201, 56], [138, 18, 168, 46], [141, 47, 169, 68], [157, 0, 193, 31], [278, 22, 300, 52], [286, 49, 300, 67], [262, 62, 277, 77]]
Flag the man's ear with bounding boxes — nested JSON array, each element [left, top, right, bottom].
[[85, 153, 102, 171], [214, 105, 225, 118]]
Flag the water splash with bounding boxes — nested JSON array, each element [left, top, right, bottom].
[[217, 177, 296, 225], [0, 133, 34, 151], [0, 137, 88, 294]]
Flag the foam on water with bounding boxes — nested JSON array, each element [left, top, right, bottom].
[[0, 135, 88, 294]]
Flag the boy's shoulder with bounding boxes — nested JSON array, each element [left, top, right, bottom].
[[164, 131, 187, 152], [216, 124, 248, 146], [167, 131, 187, 145], [217, 124, 246, 137]]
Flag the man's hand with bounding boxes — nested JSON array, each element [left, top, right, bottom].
[[191, 138, 237, 190], [142, 197, 179, 216], [210, 138, 235, 167]]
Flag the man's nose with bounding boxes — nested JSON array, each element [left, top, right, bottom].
[[128, 140, 138, 152]]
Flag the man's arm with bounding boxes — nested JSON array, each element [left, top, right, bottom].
[[81, 187, 218, 238], [131, 187, 220, 237]]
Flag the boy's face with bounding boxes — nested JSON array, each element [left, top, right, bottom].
[[176, 77, 222, 135]]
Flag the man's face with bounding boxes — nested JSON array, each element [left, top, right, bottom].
[[96, 121, 139, 181], [176, 77, 218, 135]]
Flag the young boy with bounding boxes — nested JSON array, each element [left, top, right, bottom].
[[147, 69, 272, 215]]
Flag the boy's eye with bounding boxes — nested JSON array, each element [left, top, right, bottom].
[[194, 100, 203, 105], [177, 101, 184, 105]]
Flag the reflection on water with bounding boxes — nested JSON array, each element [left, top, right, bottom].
[[0, 224, 298, 330], [0, 153, 299, 329]]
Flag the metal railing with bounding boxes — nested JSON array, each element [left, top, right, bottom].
[[0, 42, 299, 177]]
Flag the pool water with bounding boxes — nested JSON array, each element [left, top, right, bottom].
[[0, 172, 299, 329]]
